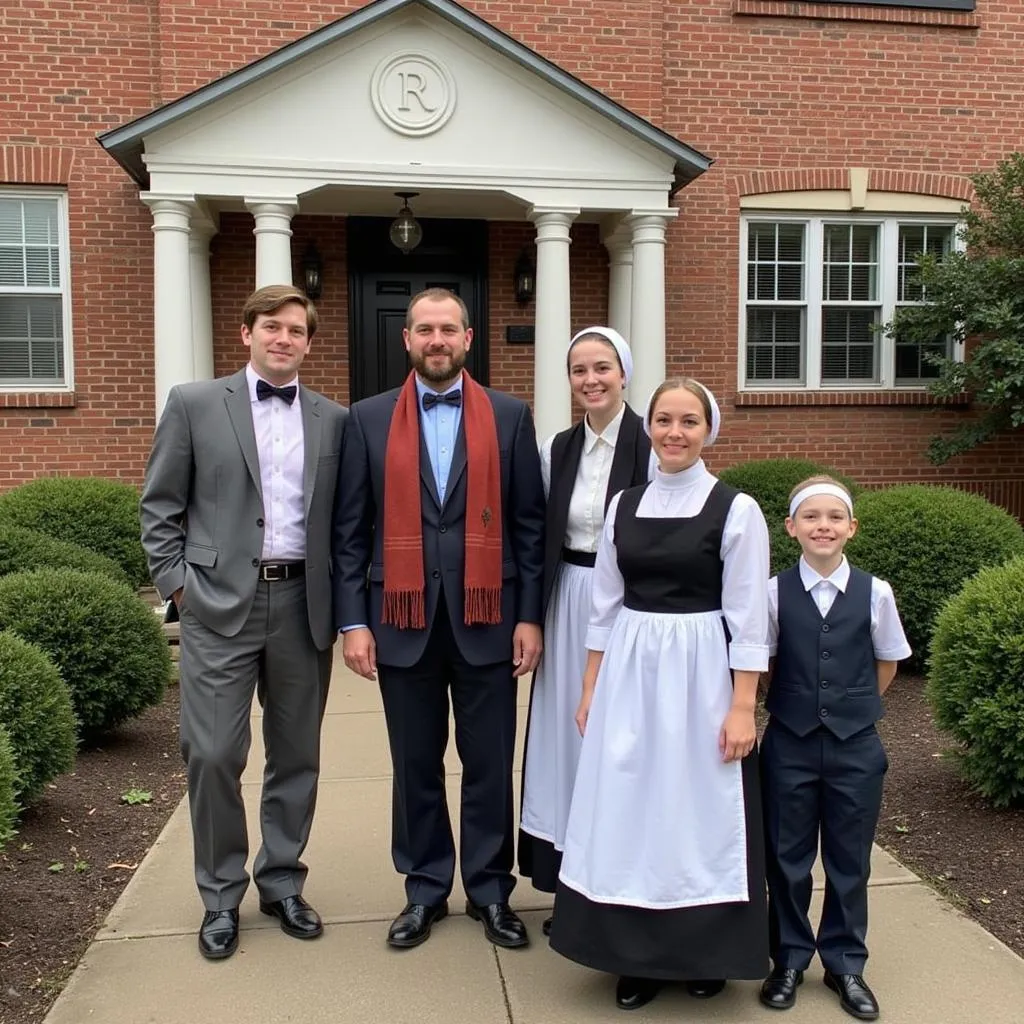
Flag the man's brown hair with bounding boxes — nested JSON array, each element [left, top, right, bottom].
[[406, 287, 470, 331], [242, 285, 319, 338]]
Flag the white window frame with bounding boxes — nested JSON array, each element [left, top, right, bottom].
[[0, 188, 74, 392], [739, 212, 964, 392]]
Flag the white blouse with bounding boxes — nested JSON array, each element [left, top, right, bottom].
[[586, 459, 771, 673], [540, 406, 657, 554]]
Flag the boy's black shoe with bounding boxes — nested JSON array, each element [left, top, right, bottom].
[[823, 971, 879, 1021], [615, 977, 662, 1010], [760, 967, 803, 1009]]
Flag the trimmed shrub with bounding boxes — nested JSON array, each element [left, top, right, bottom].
[[0, 477, 148, 587], [0, 522, 128, 584], [846, 485, 1024, 673], [0, 630, 76, 804], [928, 557, 1024, 808], [0, 570, 170, 740], [0, 724, 19, 850], [717, 459, 862, 573]]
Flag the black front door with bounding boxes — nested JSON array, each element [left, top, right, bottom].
[[348, 218, 489, 402]]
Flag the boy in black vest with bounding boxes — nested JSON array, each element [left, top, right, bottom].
[[759, 476, 910, 1020]]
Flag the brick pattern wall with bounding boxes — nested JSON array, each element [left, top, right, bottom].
[[1, 0, 1023, 518]]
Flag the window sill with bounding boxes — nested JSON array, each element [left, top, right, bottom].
[[0, 391, 76, 408], [733, 1, 979, 29], [734, 389, 970, 407]]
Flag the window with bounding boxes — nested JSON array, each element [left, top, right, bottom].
[[0, 192, 72, 389], [741, 215, 959, 390]]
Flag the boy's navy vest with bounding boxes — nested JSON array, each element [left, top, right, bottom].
[[766, 564, 882, 740]]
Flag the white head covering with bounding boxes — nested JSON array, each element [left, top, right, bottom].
[[643, 379, 721, 446], [568, 326, 633, 386], [788, 483, 854, 519]]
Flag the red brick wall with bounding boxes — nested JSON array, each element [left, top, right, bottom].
[[1, 0, 1022, 516]]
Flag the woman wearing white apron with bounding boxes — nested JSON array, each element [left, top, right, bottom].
[[518, 327, 652, 936], [550, 379, 771, 1010]]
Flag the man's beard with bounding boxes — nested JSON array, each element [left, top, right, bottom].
[[411, 347, 466, 383]]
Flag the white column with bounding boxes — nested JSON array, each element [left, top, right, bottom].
[[627, 210, 677, 412], [189, 209, 217, 381], [529, 206, 578, 442], [602, 222, 634, 400], [244, 197, 298, 287], [141, 194, 195, 419]]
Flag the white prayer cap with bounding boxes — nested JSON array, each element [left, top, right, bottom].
[[643, 379, 721, 446], [568, 326, 633, 386]]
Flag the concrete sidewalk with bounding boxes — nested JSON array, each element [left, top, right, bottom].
[[44, 651, 1024, 1024]]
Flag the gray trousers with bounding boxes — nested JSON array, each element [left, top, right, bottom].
[[178, 576, 332, 910]]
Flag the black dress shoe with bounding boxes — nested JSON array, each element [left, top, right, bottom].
[[387, 901, 449, 948], [542, 915, 552, 937], [259, 894, 323, 939], [823, 971, 880, 1021], [615, 976, 662, 1011], [760, 967, 804, 1010], [465, 900, 529, 948], [686, 979, 726, 999], [198, 908, 239, 960]]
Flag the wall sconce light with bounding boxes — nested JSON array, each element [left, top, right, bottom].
[[513, 248, 536, 304], [389, 192, 423, 254], [301, 242, 323, 300]]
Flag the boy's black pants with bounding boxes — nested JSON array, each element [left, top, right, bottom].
[[761, 719, 888, 975]]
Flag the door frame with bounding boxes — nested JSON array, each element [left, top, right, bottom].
[[347, 217, 490, 399]]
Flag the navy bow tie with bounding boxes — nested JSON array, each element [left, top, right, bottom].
[[256, 380, 297, 405], [422, 389, 462, 411]]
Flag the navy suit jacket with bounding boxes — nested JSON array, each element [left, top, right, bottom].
[[333, 384, 546, 668]]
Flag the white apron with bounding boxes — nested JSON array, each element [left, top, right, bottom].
[[558, 606, 748, 909]]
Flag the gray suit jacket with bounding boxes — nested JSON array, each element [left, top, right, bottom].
[[140, 368, 347, 650]]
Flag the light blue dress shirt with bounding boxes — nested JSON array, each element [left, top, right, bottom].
[[415, 374, 463, 504]]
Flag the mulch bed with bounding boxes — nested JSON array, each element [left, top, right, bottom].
[[0, 673, 1021, 1023], [876, 675, 1024, 956], [0, 686, 186, 1024]]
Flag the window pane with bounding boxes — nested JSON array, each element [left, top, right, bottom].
[[0, 197, 61, 289], [747, 222, 804, 301], [746, 307, 804, 383], [898, 224, 953, 302], [894, 313, 950, 383], [0, 295, 64, 384], [823, 224, 878, 302], [821, 308, 878, 383]]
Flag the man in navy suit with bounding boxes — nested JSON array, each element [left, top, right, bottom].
[[335, 288, 545, 950]]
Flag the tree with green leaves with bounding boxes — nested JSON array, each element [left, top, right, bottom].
[[887, 152, 1024, 463]]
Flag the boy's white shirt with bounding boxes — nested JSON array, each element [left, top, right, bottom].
[[767, 555, 912, 662]]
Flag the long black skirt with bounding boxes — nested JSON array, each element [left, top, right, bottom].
[[548, 750, 768, 981], [517, 828, 561, 893]]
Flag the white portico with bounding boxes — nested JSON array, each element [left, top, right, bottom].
[[100, 0, 709, 437]]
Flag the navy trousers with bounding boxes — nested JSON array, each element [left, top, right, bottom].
[[377, 599, 518, 910], [761, 719, 888, 975]]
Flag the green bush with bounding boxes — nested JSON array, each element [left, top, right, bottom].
[[0, 522, 128, 584], [717, 459, 862, 573], [846, 486, 1024, 673], [928, 557, 1024, 808], [0, 630, 76, 804], [0, 477, 148, 587], [0, 570, 170, 740], [0, 724, 19, 849]]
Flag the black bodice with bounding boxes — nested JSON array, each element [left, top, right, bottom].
[[614, 479, 738, 614]]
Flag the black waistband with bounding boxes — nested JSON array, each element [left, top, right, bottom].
[[258, 560, 305, 582], [562, 548, 597, 568]]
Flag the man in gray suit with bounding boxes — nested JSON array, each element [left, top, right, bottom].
[[140, 284, 346, 960]]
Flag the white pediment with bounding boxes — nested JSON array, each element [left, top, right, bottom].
[[130, 4, 700, 212]]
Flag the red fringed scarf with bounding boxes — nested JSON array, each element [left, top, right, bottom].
[[382, 370, 503, 629]]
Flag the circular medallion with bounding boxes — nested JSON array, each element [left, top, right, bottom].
[[371, 52, 456, 137]]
